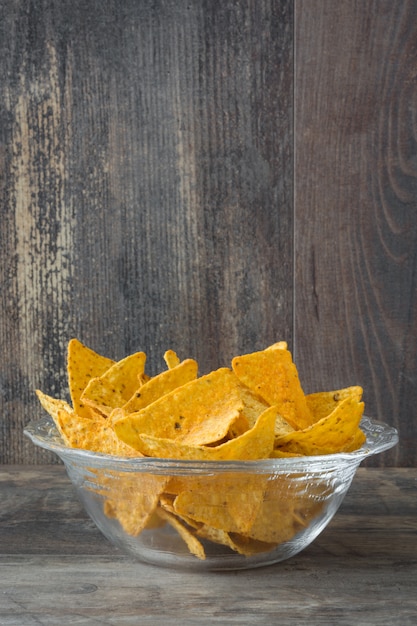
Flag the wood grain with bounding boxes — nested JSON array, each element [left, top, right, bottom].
[[0, 466, 416, 625], [294, 0, 417, 466], [0, 0, 293, 463], [1, 1, 416, 466]]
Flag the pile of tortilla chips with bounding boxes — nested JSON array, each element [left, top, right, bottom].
[[36, 339, 365, 560]]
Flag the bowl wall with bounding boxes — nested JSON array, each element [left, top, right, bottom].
[[63, 458, 358, 570], [24, 415, 399, 570]]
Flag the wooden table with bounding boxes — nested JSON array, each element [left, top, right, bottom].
[[1, 466, 416, 625]]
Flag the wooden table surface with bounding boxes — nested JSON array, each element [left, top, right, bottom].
[[1, 466, 416, 625]]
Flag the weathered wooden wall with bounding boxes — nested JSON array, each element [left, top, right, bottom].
[[294, 0, 417, 466], [0, 0, 415, 466]]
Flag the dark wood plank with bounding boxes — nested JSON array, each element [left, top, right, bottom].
[[0, 466, 416, 625], [294, 0, 417, 466], [0, 1, 293, 464]]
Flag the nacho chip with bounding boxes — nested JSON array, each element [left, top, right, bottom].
[[237, 385, 269, 428], [163, 350, 181, 370], [122, 358, 198, 414], [232, 345, 312, 430], [81, 351, 147, 416], [135, 404, 277, 460], [173, 473, 267, 534], [98, 472, 168, 535], [158, 495, 202, 529], [195, 524, 277, 556], [36, 389, 73, 422], [156, 508, 206, 560], [114, 368, 244, 450], [227, 412, 250, 439], [54, 408, 140, 456], [245, 496, 309, 544], [226, 533, 279, 556], [266, 341, 288, 351], [306, 386, 363, 422], [67, 338, 115, 418], [274, 396, 365, 455], [341, 426, 366, 452]]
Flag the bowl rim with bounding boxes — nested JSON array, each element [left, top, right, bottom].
[[24, 415, 398, 473]]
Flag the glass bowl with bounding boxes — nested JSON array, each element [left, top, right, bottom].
[[24, 415, 398, 571]]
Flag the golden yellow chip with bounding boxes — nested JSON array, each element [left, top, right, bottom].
[[173, 473, 267, 534], [266, 341, 288, 351], [237, 384, 269, 428], [122, 358, 198, 414], [36, 389, 73, 421], [156, 508, 206, 560], [225, 533, 279, 556], [163, 350, 181, 370], [341, 426, 366, 452], [244, 496, 308, 544], [237, 385, 294, 438], [81, 351, 147, 416], [114, 368, 244, 450], [232, 344, 312, 430], [274, 396, 365, 456], [132, 403, 278, 461], [54, 408, 140, 456], [195, 525, 276, 556], [306, 386, 363, 422], [67, 338, 115, 418], [227, 412, 250, 439], [98, 472, 168, 535]]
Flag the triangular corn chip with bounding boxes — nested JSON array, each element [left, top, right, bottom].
[[156, 508, 206, 560], [81, 351, 147, 416], [132, 404, 278, 460], [54, 408, 140, 456], [174, 473, 267, 534], [274, 397, 365, 455], [114, 368, 244, 449], [67, 338, 115, 418], [36, 389, 73, 421], [98, 472, 168, 535], [306, 386, 363, 423], [232, 344, 312, 430], [122, 358, 198, 413], [163, 350, 181, 369]]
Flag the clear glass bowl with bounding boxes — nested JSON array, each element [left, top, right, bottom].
[[25, 415, 398, 571]]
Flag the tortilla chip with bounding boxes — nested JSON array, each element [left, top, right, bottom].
[[237, 385, 269, 428], [341, 427, 367, 452], [133, 404, 278, 460], [114, 368, 244, 450], [274, 397, 365, 455], [81, 351, 147, 416], [173, 473, 268, 534], [54, 408, 140, 456], [36, 389, 73, 422], [67, 338, 115, 418], [195, 525, 276, 555], [227, 412, 250, 439], [232, 344, 312, 430], [163, 350, 181, 370], [156, 508, 206, 560], [306, 386, 363, 423], [98, 472, 168, 535], [266, 341, 288, 351], [226, 533, 279, 556], [245, 497, 308, 544], [122, 358, 198, 414], [158, 496, 202, 529]]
